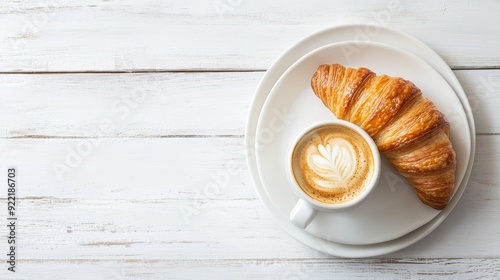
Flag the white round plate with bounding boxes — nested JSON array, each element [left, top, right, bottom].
[[255, 41, 470, 245], [245, 24, 476, 258]]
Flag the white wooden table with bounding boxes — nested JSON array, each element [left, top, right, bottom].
[[1, 1, 499, 279]]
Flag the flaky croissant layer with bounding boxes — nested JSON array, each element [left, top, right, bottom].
[[311, 64, 456, 210]]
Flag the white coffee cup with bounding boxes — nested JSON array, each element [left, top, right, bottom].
[[287, 120, 381, 229]]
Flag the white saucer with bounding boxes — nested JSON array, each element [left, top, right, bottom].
[[255, 41, 470, 245], [245, 24, 476, 257]]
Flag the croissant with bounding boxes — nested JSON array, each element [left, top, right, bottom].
[[311, 64, 456, 210]]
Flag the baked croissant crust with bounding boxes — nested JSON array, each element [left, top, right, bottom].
[[311, 64, 456, 210]]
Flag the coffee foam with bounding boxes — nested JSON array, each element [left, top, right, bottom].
[[292, 125, 374, 204]]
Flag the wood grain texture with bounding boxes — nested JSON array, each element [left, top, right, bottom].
[[2, 259, 499, 280], [0, 72, 257, 137], [0, 0, 499, 72], [0, 70, 498, 139]]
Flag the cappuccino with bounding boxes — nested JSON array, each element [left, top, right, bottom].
[[291, 124, 375, 204]]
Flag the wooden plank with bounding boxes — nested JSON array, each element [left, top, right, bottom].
[[0, 138, 251, 199], [0, 258, 499, 279], [0, 0, 499, 71], [0, 135, 497, 259], [455, 70, 500, 134], [0, 70, 498, 138], [0, 72, 258, 137]]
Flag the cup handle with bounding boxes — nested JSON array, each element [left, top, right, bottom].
[[290, 199, 317, 229]]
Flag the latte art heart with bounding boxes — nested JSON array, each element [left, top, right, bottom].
[[308, 140, 357, 189], [292, 125, 375, 204]]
